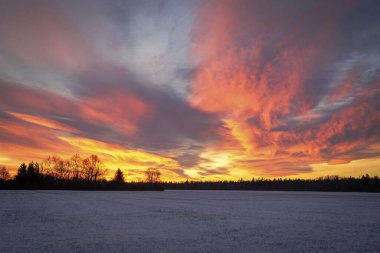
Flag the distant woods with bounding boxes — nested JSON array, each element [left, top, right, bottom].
[[163, 175, 380, 192], [0, 157, 379, 192]]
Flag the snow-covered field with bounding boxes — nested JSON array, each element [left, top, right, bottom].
[[1, 190, 379, 253]]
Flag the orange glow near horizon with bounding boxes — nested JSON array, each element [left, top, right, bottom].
[[58, 136, 181, 181]]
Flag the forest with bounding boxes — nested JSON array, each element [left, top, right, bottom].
[[0, 154, 379, 192], [163, 175, 380, 192]]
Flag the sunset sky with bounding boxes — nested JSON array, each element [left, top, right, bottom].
[[0, 0, 380, 181]]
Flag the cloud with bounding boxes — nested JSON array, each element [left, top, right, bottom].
[[171, 168, 191, 179], [176, 153, 206, 167], [0, 76, 220, 163], [8, 112, 79, 134], [0, 0, 222, 156], [189, 0, 380, 176], [197, 167, 230, 177]]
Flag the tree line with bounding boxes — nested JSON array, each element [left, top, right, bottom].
[[0, 154, 163, 191], [163, 175, 380, 192], [1, 156, 379, 191]]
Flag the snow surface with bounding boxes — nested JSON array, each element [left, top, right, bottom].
[[1, 190, 379, 253]]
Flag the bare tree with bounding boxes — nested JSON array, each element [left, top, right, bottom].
[[50, 156, 71, 180], [0, 165, 10, 180], [145, 168, 161, 184], [82, 155, 107, 182], [42, 155, 72, 180], [70, 154, 82, 180], [58, 159, 71, 180], [42, 155, 54, 176]]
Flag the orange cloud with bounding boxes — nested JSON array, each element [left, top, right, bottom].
[[0, 116, 78, 173], [189, 0, 380, 177], [80, 90, 152, 135], [8, 112, 79, 133]]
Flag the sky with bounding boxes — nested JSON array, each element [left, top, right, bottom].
[[0, 0, 380, 181]]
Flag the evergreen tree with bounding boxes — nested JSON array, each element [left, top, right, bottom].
[[113, 168, 125, 184], [15, 162, 27, 184], [26, 162, 40, 184]]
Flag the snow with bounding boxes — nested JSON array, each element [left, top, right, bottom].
[[1, 190, 379, 253]]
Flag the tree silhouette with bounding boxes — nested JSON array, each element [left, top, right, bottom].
[[26, 162, 40, 184], [0, 166, 10, 181], [42, 155, 65, 179], [15, 162, 27, 183], [82, 155, 107, 182], [113, 168, 125, 184], [70, 154, 82, 180], [145, 168, 161, 184]]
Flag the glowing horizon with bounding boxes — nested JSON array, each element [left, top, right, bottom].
[[0, 0, 380, 181]]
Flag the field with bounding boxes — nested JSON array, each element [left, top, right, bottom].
[[1, 190, 379, 253]]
